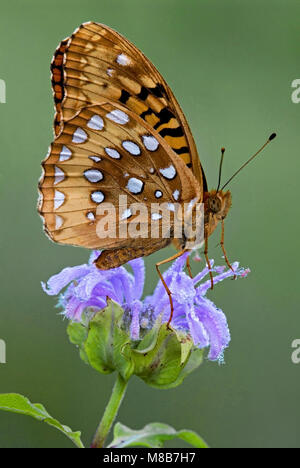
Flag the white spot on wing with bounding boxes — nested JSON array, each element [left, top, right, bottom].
[[142, 135, 159, 151], [116, 53, 130, 66], [155, 190, 163, 199], [72, 127, 88, 143], [59, 145, 71, 161], [167, 203, 176, 212], [152, 213, 162, 221], [84, 169, 103, 183], [105, 147, 121, 159], [87, 115, 104, 131], [106, 109, 129, 125], [54, 166, 65, 185], [121, 208, 132, 220], [55, 215, 63, 229], [122, 141, 141, 156], [187, 197, 198, 212], [54, 190, 65, 210], [107, 68, 114, 77], [159, 165, 177, 180], [173, 189, 180, 201], [126, 177, 144, 194], [89, 156, 101, 163], [87, 212, 95, 221], [38, 192, 43, 209], [91, 191, 105, 204]]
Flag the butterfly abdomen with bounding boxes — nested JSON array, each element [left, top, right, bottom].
[[95, 239, 171, 270]]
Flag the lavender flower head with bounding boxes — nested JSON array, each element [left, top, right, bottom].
[[42, 252, 249, 362]]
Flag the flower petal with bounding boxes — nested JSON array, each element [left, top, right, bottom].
[[185, 303, 209, 349], [195, 297, 231, 361], [192, 260, 217, 285], [64, 296, 107, 321], [107, 268, 135, 304], [130, 300, 142, 340], [197, 262, 247, 295], [73, 271, 104, 300], [170, 272, 195, 305], [147, 253, 190, 307], [42, 265, 90, 296], [128, 259, 145, 300], [64, 297, 86, 321]]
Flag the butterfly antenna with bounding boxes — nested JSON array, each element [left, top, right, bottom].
[[221, 133, 277, 191], [216, 147, 226, 192]]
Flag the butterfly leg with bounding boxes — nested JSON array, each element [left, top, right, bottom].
[[156, 250, 187, 328], [204, 227, 214, 290], [186, 255, 193, 279], [220, 219, 236, 279]]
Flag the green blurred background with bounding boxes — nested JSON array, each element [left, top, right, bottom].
[[0, 0, 299, 448]]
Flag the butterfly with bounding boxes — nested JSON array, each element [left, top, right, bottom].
[[38, 22, 276, 325]]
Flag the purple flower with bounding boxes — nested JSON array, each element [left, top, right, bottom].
[[42, 251, 249, 362]]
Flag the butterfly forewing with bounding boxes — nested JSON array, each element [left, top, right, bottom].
[[51, 39, 69, 136], [50, 22, 205, 189]]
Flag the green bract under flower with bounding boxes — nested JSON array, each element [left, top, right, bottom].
[[67, 300, 203, 388]]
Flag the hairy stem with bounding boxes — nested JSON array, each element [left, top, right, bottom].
[[91, 374, 128, 448]]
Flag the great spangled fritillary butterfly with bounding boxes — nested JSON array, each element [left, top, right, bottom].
[[38, 22, 276, 324]]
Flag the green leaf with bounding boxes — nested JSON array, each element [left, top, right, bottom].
[[132, 325, 181, 387], [132, 324, 191, 388], [67, 321, 88, 346], [84, 300, 134, 380], [67, 321, 89, 364], [163, 347, 204, 389], [0, 394, 84, 448], [108, 422, 208, 448]]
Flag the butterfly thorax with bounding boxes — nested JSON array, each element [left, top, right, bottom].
[[204, 190, 232, 237]]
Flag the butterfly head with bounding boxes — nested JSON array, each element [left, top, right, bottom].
[[204, 133, 277, 222], [205, 190, 232, 220]]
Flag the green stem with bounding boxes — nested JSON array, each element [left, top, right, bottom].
[[91, 374, 128, 448]]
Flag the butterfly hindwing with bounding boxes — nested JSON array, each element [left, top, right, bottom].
[[39, 101, 201, 250]]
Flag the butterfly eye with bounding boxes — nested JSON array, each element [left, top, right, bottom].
[[209, 197, 221, 213]]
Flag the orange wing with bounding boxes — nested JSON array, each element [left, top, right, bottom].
[[50, 22, 207, 191], [38, 101, 201, 250]]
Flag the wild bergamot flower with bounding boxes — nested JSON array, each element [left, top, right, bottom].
[[42, 251, 249, 363]]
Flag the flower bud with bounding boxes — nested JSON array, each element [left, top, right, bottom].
[[67, 300, 203, 388]]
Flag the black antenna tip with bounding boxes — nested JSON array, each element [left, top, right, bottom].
[[269, 133, 277, 141], [221, 147, 225, 154]]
